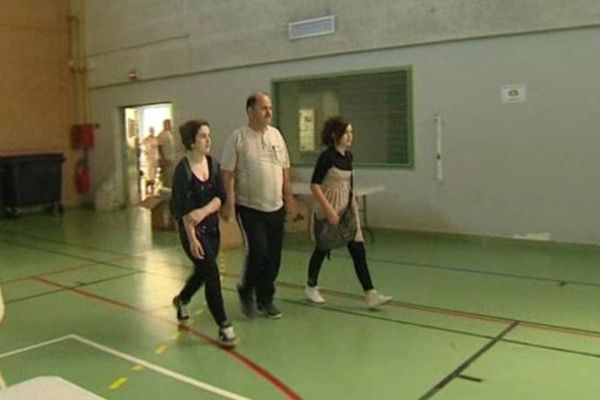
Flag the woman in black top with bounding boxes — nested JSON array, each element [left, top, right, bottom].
[[305, 116, 392, 309], [170, 119, 236, 347]]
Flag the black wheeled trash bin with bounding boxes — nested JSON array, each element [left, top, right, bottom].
[[0, 153, 65, 217]]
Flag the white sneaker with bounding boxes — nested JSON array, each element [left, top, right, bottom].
[[305, 286, 326, 304], [365, 290, 392, 309], [218, 325, 237, 348]]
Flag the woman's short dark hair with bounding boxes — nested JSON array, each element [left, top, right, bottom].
[[321, 116, 350, 146], [179, 119, 210, 150]]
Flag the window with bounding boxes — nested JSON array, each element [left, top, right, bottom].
[[273, 68, 413, 168]]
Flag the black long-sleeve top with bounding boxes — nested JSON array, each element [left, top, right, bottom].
[[170, 155, 226, 228], [311, 146, 354, 184]]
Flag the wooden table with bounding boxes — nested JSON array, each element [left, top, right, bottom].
[[291, 182, 385, 242]]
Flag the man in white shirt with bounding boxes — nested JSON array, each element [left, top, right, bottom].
[[157, 119, 175, 188], [221, 91, 298, 319]]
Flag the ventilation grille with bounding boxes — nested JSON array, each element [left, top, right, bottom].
[[288, 15, 335, 40]]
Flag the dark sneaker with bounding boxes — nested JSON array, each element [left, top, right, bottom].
[[257, 303, 282, 319], [172, 295, 190, 321], [218, 325, 238, 348], [237, 285, 255, 317]]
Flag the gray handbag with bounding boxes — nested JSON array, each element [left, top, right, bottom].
[[314, 173, 357, 251]]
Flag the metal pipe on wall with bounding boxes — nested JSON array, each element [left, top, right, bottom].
[[68, 0, 89, 123], [435, 113, 443, 183]]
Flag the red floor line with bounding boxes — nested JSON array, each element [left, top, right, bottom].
[[31, 276, 302, 400], [273, 279, 600, 340], [275, 280, 512, 324], [2, 263, 98, 284], [518, 322, 600, 339]]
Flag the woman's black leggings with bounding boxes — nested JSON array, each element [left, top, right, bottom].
[[177, 224, 228, 327], [307, 241, 374, 291]]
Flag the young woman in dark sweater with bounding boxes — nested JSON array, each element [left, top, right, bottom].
[[170, 119, 237, 347]]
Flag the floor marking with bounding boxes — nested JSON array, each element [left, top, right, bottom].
[[71, 335, 252, 400], [2, 263, 98, 284], [285, 245, 600, 289], [457, 374, 483, 383], [171, 332, 182, 341], [132, 365, 144, 371], [0, 335, 72, 359], [155, 345, 168, 355], [418, 321, 519, 400], [109, 377, 127, 390], [0, 334, 253, 400]]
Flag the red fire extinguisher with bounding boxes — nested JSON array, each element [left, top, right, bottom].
[[75, 157, 90, 194], [71, 123, 98, 194]]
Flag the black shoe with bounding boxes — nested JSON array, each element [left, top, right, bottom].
[[237, 285, 255, 317], [172, 295, 190, 321], [257, 303, 282, 319]]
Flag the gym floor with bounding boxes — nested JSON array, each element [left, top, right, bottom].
[[1, 208, 600, 399]]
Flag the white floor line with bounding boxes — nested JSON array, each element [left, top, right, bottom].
[[69, 334, 251, 400], [0, 334, 253, 400], [0, 335, 71, 359]]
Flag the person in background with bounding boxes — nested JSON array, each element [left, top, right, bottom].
[[142, 126, 158, 195], [221, 91, 299, 319], [157, 118, 176, 188], [170, 119, 237, 347], [305, 116, 392, 309]]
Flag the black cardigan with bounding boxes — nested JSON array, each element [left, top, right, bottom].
[[169, 155, 226, 228]]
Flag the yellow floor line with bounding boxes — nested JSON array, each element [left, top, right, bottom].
[[109, 377, 127, 390], [155, 344, 167, 355]]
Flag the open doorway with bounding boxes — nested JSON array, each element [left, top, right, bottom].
[[123, 103, 173, 205]]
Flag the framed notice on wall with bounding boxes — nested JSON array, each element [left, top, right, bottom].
[[298, 109, 316, 152]]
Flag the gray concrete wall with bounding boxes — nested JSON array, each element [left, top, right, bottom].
[[85, 0, 600, 87], [85, 0, 600, 244]]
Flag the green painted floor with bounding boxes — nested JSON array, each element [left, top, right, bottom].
[[1, 208, 600, 399]]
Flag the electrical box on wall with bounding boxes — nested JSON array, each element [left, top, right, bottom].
[[501, 84, 527, 103], [71, 124, 98, 149]]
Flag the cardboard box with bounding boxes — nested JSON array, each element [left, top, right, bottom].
[[285, 197, 310, 233], [219, 216, 243, 250], [140, 195, 175, 230], [140, 191, 243, 250]]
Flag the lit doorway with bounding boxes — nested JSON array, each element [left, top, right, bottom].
[[123, 103, 173, 205]]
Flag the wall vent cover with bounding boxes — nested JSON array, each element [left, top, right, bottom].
[[288, 15, 335, 40]]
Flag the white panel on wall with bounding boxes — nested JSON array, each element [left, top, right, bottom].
[[288, 15, 335, 40]]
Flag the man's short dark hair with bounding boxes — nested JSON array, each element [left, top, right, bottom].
[[246, 91, 269, 112]]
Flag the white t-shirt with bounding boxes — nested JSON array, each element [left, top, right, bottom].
[[157, 129, 175, 162], [221, 125, 290, 212]]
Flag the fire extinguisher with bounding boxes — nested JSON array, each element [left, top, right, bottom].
[[71, 123, 98, 194], [75, 157, 90, 194]]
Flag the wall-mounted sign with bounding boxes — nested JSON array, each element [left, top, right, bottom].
[[501, 84, 526, 103], [298, 109, 316, 152]]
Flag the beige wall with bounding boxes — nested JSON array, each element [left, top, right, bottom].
[[0, 0, 78, 206]]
